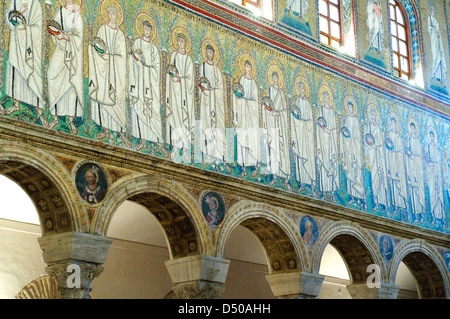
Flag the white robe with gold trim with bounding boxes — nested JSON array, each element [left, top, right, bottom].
[[48, 6, 84, 117], [165, 51, 195, 152], [5, 0, 43, 106], [199, 61, 225, 162], [128, 38, 161, 142], [89, 24, 127, 132], [233, 75, 260, 166]]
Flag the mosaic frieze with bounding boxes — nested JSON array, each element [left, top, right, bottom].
[[420, 0, 450, 95], [0, 0, 448, 235], [355, 0, 392, 72]]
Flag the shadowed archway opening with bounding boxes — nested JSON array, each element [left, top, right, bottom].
[[0, 174, 47, 298], [239, 217, 299, 274], [0, 160, 72, 234], [126, 192, 200, 258], [400, 251, 446, 299], [328, 234, 375, 284], [319, 244, 419, 298], [95, 200, 174, 298], [221, 216, 301, 298], [222, 225, 274, 298]]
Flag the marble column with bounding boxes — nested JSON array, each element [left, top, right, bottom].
[[266, 271, 325, 299], [38, 232, 112, 299], [165, 255, 230, 299], [346, 282, 400, 299]]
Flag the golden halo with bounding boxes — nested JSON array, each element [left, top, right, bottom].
[[318, 84, 334, 108], [238, 53, 257, 79], [135, 13, 157, 42], [407, 116, 418, 134], [426, 125, 437, 138], [171, 26, 192, 54], [101, 0, 124, 27], [343, 94, 358, 116], [387, 111, 401, 132], [293, 75, 310, 99], [58, 0, 83, 9], [208, 196, 219, 208], [85, 168, 99, 183], [366, 103, 380, 122], [267, 64, 284, 89], [201, 39, 221, 65]]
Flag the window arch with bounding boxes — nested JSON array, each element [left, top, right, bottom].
[[389, 0, 413, 80], [319, 0, 344, 49], [228, 0, 273, 20]]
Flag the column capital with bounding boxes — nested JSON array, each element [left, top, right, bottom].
[[38, 232, 112, 299], [165, 255, 230, 299], [45, 260, 104, 299], [266, 271, 325, 299], [346, 282, 400, 299], [172, 281, 225, 299]]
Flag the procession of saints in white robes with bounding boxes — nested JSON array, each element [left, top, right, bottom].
[[165, 50, 195, 162], [316, 94, 338, 193], [428, 6, 447, 81], [5, 0, 43, 109], [199, 60, 226, 164], [291, 90, 316, 187], [386, 118, 407, 210], [48, 4, 84, 123], [425, 133, 445, 224], [405, 125, 425, 218], [89, 22, 127, 135], [341, 105, 364, 203], [233, 74, 260, 168], [128, 37, 162, 145], [367, 0, 384, 53], [262, 84, 290, 179], [287, 0, 308, 17], [365, 113, 388, 209]]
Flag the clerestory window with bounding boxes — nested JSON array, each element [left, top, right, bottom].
[[229, 0, 273, 20], [319, 0, 344, 49], [389, 0, 413, 80]]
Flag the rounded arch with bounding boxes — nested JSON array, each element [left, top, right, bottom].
[[91, 174, 213, 258], [388, 239, 449, 298], [215, 200, 307, 273], [0, 141, 89, 234], [390, 0, 424, 82], [311, 221, 386, 283]]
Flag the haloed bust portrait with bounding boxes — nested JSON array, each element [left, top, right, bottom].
[[299, 216, 318, 246], [379, 235, 394, 262], [75, 163, 108, 204], [201, 191, 226, 231]]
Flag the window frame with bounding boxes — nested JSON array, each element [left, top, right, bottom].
[[389, 0, 413, 80], [226, 0, 273, 20], [242, 0, 262, 10], [319, 0, 345, 49]]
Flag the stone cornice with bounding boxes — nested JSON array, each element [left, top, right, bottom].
[[1, 117, 449, 248]]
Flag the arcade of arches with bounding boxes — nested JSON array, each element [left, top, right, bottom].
[[0, 131, 448, 299], [0, 0, 450, 299]]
